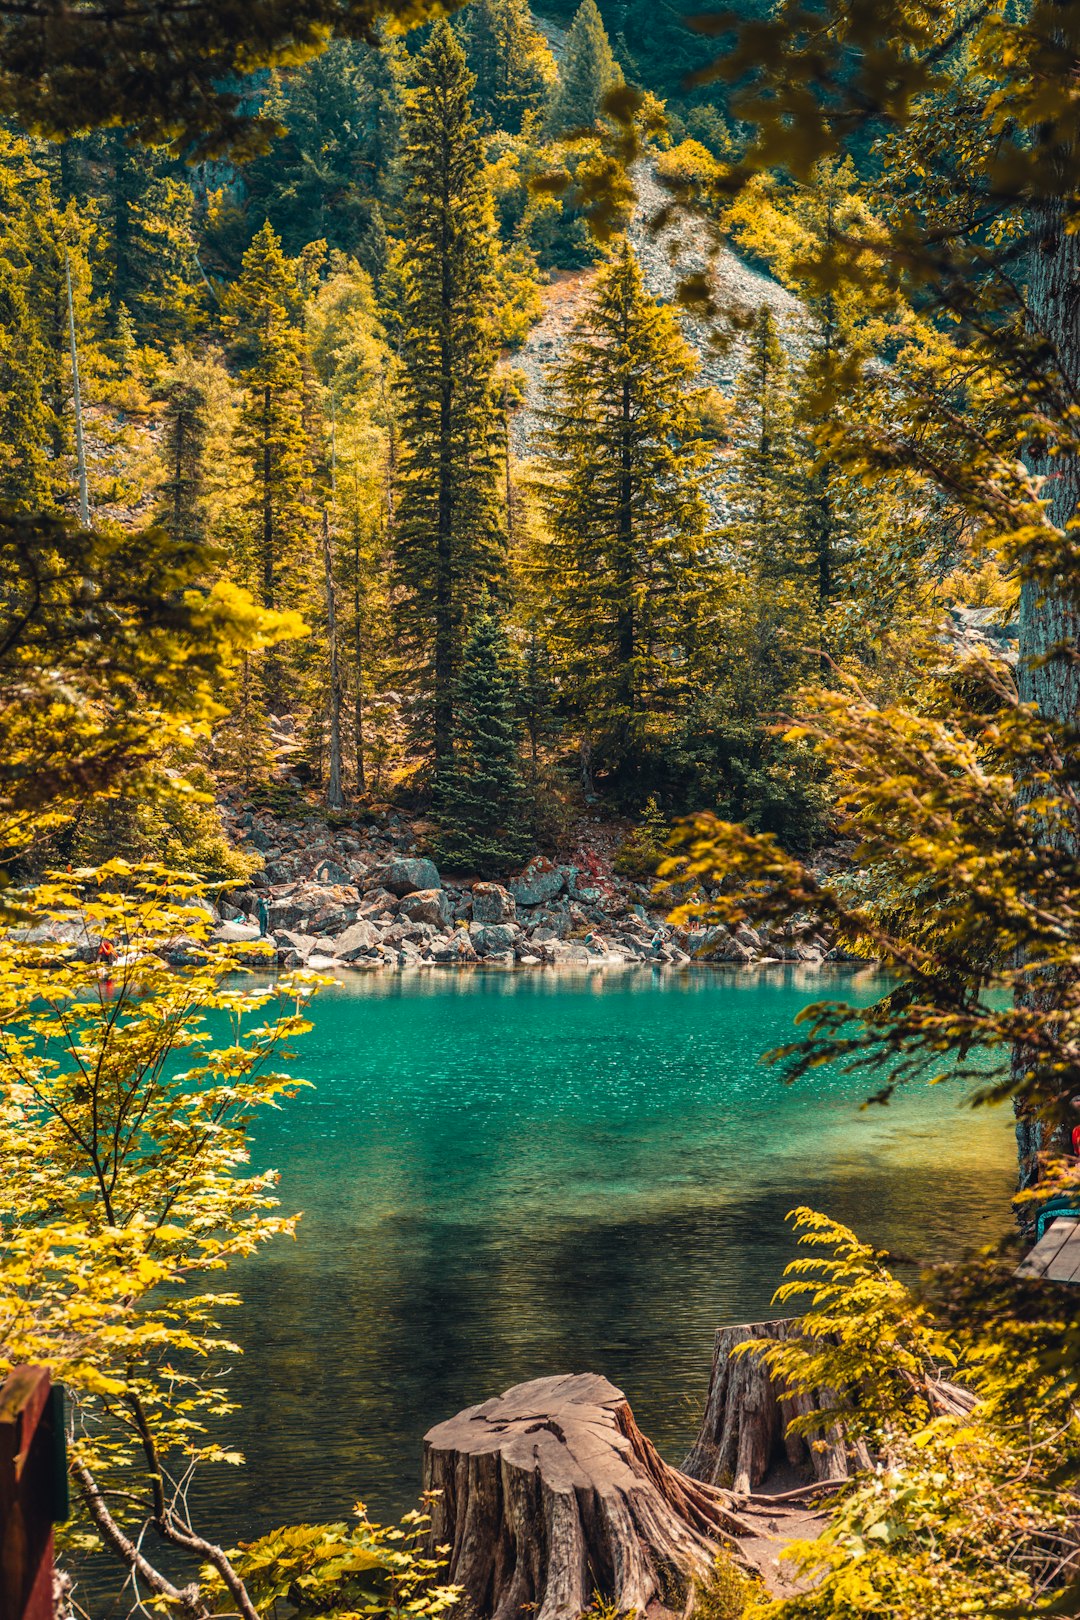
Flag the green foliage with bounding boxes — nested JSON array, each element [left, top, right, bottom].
[[460, 0, 557, 135], [738, 1210, 1080, 1620], [535, 240, 712, 792], [433, 610, 532, 875], [692, 1554, 761, 1620], [546, 0, 622, 135], [0, 0, 452, 161], [743, 1211, 959, 1448], [67, 764, 261, 884], [0, 509, 304, 865], [390, 21, 506, 769], [217, 1502, 459, 1620], [225, 221, 317, 704], [613, 796, 668, 879], [237, 37, 407, 277], [0, 867, 463, 1616]]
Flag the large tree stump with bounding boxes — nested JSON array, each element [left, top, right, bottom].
[[423, 1373, 744, 1620], [681, 1320, 854, 1495]]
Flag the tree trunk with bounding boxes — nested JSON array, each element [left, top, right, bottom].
[[322, 509, 344, 810], [681, 1320, 854, 1496], [1014, 90, 1080, 1192], [423, 1373, 746, 1620], [352, 523, 366, 798], [65, 255, 90, 529]]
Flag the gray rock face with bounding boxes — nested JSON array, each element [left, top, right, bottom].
[[275, 929, 317, 960], [509, 858, 564, 908], [382, 857, 442, 896], [472, 883, 515, 923], [399, 888, 450, 928], [470, 921, 520, 956], [334, 919, 382, 960]]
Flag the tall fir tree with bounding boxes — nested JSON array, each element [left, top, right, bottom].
[[127, 175, 205, 346], [433, 609, 531, 875], [459, 0, 557, 135], [390, 21, 506, 772], [726, 306, 808, 584], [0, 134, 52, 510], [225, 221, 317, 701], [545, 0, 622, 135], [157, 357, 212, 545], [536, 239, 711, 787]]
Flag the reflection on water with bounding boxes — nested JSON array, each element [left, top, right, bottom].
[[194, 965, 1014, 1538]]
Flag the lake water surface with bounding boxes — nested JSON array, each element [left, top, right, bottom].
[[202, 965, 1015, 1540]]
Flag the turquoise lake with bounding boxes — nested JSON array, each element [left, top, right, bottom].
[[202, 964, 1015, 1541]]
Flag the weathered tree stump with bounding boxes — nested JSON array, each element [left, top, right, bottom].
[[681, 1319, 855, 1495], [423, 1373, 744, 1620]]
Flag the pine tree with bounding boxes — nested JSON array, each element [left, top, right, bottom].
[[390, 21, 506, 772], [545, 0, 622, 135], [157, 356, 211, 544], [537, 239, 711, 785], [0, 135, 52, 509], [433, 609, 531, 874], [460, 0, 557, 134], [225, 221, 317, 701], [726, 306, 808, 584], [127, 175, 205, 345]]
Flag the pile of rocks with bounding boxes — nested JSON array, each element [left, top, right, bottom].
[[207, 809, 855, 970]]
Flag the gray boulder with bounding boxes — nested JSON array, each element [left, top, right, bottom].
[[429, 931, 478, 965], [509, 858, 564, 908], [400, 888, 450, 928], [472, 882, 515, 923], [382, 857, 442, 896], [313, 858, 353, 886], [275, 929, 317, 960], [334, 919, 382, 961], [211, 921, 263, 945], [469, 921, 520, 955]]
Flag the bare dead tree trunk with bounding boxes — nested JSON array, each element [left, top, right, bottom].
[[322, 508, 344, 810], [65, 254, 90, 529]]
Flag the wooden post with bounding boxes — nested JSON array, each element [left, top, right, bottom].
[[0, 1368, 67, 1620]]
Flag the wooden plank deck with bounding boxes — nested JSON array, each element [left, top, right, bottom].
[[1017, 1217, 1080, 1284]]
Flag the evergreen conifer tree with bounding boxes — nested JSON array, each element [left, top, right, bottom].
[[127, 176, 205, 346], [537, 239, 710, 786], [0, 136, 52, 509], [390, 21, 505, 772], [433, 609, 531, 874], [157, 358, 211, 544], [460, 0, 557, 134], [225, 221, 317, 700], [545, 0, 622, 134], [238, 37, 405, 276], [726, 306, 808, 583]]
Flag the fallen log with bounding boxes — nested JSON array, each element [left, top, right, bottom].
[[422, 1373, 744, 1620], [681, 1319, 859, 1495]]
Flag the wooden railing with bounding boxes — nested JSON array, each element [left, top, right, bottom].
[[0, 1369, 67, 1620]]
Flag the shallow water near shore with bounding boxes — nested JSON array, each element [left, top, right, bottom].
[[193, 964, 1015, 1541]]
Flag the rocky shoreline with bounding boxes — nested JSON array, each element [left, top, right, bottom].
[[200, 803, 859, 974]]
